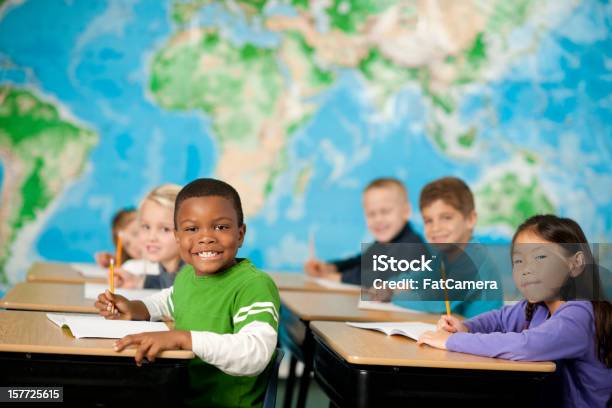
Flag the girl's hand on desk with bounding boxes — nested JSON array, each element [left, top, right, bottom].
[[114, 269, 145, 289], [436, 315, 468, 333], [416, 330, 452, 350], [114, 331, 192, 366], [95, 251, 113, 268], [95, 290, 132, 320]]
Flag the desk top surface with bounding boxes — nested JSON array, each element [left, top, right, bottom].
[[267, 272, 360, 294], [26, 264, 358, 294], [310, 321, 556, 372], [280, 291, 439, 323], [0, 310, 193, 359], [27, 261, 107, 285], [0, 282, 97, 313]]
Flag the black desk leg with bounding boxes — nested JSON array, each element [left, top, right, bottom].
[[283, 354, 298, 408], [296, 356, 313, 408]]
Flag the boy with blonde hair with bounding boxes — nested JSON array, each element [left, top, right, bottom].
[[305, 177, 426, 285]]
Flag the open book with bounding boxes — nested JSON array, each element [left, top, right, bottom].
[[84, 283, 160, 301], [47, 313, 169, 339], [346, 321, 437, 341]]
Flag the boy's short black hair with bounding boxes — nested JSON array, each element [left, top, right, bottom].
[[174, 178, 244, 228]]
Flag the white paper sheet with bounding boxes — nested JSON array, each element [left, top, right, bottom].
[[122, 259, 160, 276], [84, 283, 160, 301], [47, 313, 169, 339], [306, 277, 361, 292], [70, 263, 108, 278], [346, 321, 437, 341], [358, 299, 426, 314]]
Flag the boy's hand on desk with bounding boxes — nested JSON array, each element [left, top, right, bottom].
[[95, 290, 133, 320], [436, 315, 468, 333], [416, 330, 451, 350], [305, 259, 340, 279], [304, 259, 326, 277], [114, 331, 192, 366]]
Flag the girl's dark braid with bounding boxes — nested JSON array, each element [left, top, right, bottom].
[[524, 302, 536, 330]]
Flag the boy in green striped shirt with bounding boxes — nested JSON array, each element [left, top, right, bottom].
[[95, 178, 280, 407]]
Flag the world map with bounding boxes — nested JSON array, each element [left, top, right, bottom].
[[0, 0, 610, 288]]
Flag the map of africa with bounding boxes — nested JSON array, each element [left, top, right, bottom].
[[0, 0, 610, 288]]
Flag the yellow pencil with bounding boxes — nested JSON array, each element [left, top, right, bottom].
[[116, 235, 123, 268], [109, 258, 115, 294], [440, 260, 451, 317]]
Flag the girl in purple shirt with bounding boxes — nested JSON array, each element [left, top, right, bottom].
[[418, 215, 611, 408]]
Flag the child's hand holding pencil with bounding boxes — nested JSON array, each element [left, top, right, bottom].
[[417, 315, 469, 350], [436, 315, 468, 333], [94, 291, 132, 320], [93, 291, 152, 321]]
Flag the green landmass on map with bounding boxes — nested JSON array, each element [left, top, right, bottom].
[[0, 85, 98, 282], [477, 172, 556, 230]]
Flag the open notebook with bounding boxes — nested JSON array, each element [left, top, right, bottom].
[[84, 283, 160, 301], [346, 321, 437, 341], [47, 313, 169, 339]]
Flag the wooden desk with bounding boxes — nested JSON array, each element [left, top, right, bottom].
[[0, 310, 193, 405], [26, 264, 358, 293], [280, 291, 438, 323], [268, 272, 360, 293], [0, 282, 97, 313], [311, 321, 554, 371], [311, 321, 557, 407], [0, 310, 191, 358], [27, 261, 106, 285], [279, 291, 439, 408]]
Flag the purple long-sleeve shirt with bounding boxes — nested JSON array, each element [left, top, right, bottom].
[[446, 300, 611, 408]]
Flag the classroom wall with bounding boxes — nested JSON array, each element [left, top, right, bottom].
[[0, 0, 610, 285]]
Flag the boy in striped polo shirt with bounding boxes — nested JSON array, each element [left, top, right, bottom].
[[95, 178, 280, 407]]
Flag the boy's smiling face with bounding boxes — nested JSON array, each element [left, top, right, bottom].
[[175, 196, 246, 276], [422, 199, 476, 244], [363, 186, 411, 243]]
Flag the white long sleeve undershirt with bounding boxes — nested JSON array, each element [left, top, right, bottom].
[[141, 287, 277, 376]]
